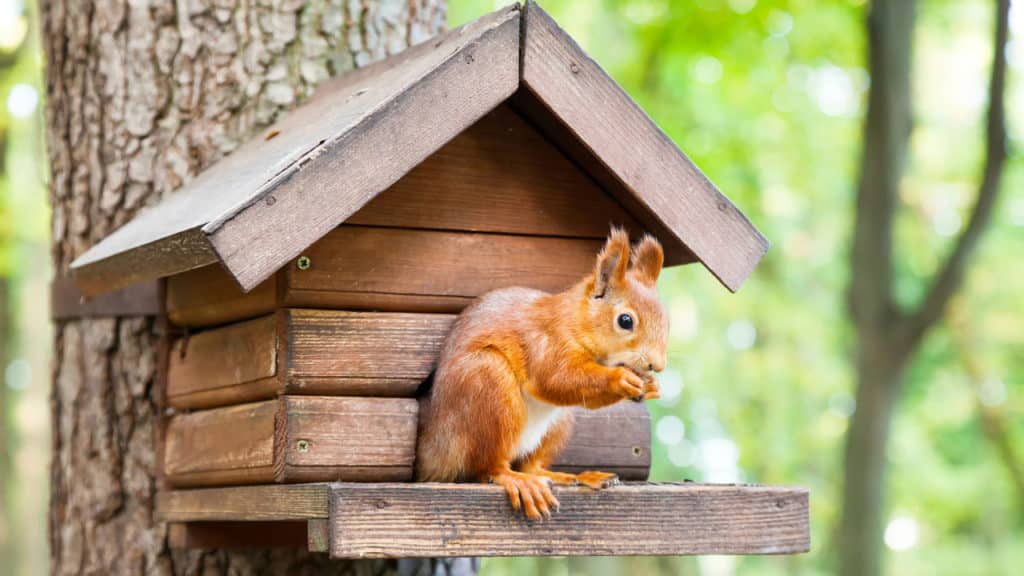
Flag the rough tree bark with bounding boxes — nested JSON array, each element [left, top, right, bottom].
[[40, 2, 482, 575], [839, 1, 1010, 576]]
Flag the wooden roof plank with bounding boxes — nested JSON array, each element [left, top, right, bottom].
[[205, 7, 522, 291], [73, 227, 216, 296], [328, 482, 809, 558], [519, 1, 768, 292], [70, 5, 522, 293]]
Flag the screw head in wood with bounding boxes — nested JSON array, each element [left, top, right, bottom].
[[296, 256, 311, 270], [296, 439, 310, 453]]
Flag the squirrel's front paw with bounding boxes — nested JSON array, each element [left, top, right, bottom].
[[608, 366, 645, 401], [640, 372, 660, 401]]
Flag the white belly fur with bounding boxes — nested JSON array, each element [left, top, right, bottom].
[[515, 392, 565, 459]]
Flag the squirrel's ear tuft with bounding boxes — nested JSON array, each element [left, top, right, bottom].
[[630, 234, 664, 286], [592, 227, 630, 298]]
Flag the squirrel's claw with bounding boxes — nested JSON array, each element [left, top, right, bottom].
[[490, 471, 560, 521]]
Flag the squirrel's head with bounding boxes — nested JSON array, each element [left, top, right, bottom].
[[577, 228, 668, 375]]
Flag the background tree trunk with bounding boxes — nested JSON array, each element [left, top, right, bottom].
[[41, 2, 463, 574], [839, 1, 1009, 575], [840, 4, 916, 571]]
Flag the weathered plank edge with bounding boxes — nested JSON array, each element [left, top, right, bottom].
[[156, 483, 331, 522], [327, 482, 809, 558], [71, 226, 218, 296], [519, 0, 768, 292]]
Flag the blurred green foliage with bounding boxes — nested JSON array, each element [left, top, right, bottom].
[[1, 1, 51, 574], [449, 1, 1024, 575]]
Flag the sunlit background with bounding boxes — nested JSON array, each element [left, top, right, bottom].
[[1, 0, 1022, 574]]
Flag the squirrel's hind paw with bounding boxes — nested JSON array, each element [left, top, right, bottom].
[[489, 471, 560, 521]]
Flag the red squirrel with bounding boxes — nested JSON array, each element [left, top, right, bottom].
[[415, 228, 667, 519]]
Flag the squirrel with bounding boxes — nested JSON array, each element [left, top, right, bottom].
[[415, 228, 668, 520]]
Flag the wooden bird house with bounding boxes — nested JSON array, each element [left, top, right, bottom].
[[66, 2, 807, 558]]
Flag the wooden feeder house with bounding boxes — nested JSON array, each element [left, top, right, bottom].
[[67, 2, 807, 559]]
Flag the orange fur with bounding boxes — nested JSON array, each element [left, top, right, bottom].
[[415, 228, 668, 519]]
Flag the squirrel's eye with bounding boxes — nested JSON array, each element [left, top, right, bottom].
[[617, 313, 634, 331]]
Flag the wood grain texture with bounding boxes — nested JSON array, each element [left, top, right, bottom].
[[208, 9, 522, 291], [165, 310, 455, 408], [328, 482, 809, 558], [156, 483, 331, 522], [276, 396, 419, 482], [166, 264, 277, 328], [167, 521, 311, 549], [164, 396, 419, 486], [308, 519, 331, 553], [285, 309, 455, 385], [164, 401, 278, 487], [166, 269, 477, 331], [553, 402, 651, 480], [520, 1, 768, 292], [283, 290, 475, 315], [284, 226, 601, 301], [508, 89, 699, 269], [286, 377, 424, 398], [166, 378, 281, 412], [167, 315, 278, 409], [347, 104, 638, 237]]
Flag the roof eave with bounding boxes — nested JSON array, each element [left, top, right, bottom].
[[520, 0, 768, 292]]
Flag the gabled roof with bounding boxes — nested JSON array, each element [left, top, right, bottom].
[[72, 1, 767, 295]]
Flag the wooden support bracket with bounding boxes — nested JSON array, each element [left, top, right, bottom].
[[51, 274, 162, 320], [158, 482, 810, 557]]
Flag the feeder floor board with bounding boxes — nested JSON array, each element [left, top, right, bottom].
[[159, 482, 809, 558]]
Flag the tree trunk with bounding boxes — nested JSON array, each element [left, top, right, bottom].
[[42, 2, 458, 574], [840, 2, 915, 576], [840, 0, 1009, 575], [838, 342, 905, 576]]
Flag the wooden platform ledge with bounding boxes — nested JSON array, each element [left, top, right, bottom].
[[158, 482, 809, 558]]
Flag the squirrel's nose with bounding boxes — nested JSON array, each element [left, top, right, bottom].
[[649, 353, 666, 373]]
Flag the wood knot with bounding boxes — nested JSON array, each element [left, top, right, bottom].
[[441, 520, 459, 545], [569, 62, 580, 75]]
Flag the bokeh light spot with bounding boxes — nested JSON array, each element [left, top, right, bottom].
[[7, 83, 38, 118]]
